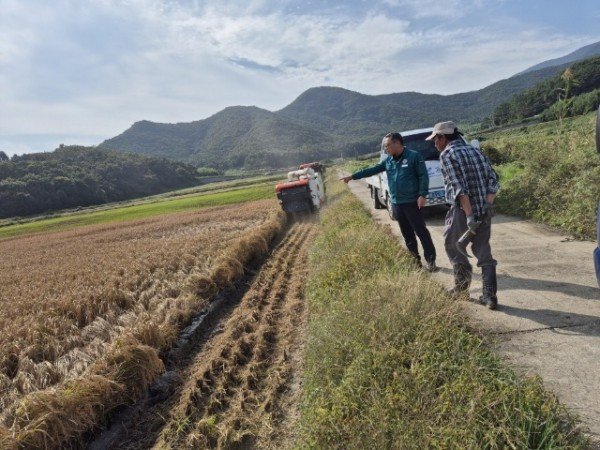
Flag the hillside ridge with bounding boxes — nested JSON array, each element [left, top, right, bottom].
[[99, 42, 600, 169]]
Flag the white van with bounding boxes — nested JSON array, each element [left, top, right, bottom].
[[365, 127, 479, 219]]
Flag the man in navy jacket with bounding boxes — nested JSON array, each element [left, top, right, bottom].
[[341, 132, 437, 271]]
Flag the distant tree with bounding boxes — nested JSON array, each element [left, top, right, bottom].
[[0, 151, 8, 162], [554, 68, 581, 124], [480, 117, 494, 130], [492, 103, 511, 126], [0, 146, 200, 219]]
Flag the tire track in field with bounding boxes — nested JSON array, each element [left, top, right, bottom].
[[111, 220, 316, 450]]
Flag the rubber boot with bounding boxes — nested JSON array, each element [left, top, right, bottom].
[[447, 264, 472, 297], [479, 265, 498, 310]]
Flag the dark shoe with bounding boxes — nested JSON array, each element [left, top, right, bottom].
[[411, 256, 422, 268], [479, 295, 498, 310], [409, 251, 422, 269], [424, 260, 439, 273]]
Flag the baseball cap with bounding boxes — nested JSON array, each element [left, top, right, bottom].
[[425, 121, 458, 140]]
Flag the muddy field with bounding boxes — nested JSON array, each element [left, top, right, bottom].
[[93, 220, 316, 450], [0, 199, 288, 448]]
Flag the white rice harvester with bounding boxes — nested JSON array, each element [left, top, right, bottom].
[[275, 162, 326, 214]]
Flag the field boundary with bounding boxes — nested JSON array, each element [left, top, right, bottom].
[[0, 182, 276, 240]]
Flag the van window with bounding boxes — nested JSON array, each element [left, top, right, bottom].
[[404, 133, 439, 161]]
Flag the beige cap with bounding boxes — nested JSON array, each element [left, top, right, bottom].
[[425, 121, 458, 140]]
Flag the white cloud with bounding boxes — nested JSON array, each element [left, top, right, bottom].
[[0, 0, 597, 154], [378, 0, 502, 19]]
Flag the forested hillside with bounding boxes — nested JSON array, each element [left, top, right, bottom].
[[0, 146, 200, 218], [100, 106, 339, 170], [277, 63, 571, 131], [492, 56, 600, 125], [99, 61, 574, 170]]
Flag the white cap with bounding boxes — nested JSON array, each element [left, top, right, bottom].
[[425, 121, 458, 140]]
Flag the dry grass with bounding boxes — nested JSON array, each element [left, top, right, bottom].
[[14, 375, 124, 449], [0, 199, 286, 448]]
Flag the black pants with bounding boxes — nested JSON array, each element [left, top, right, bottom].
[[392, 202, 436, 263]]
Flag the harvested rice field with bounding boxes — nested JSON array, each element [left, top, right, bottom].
[[0, 198, 288, 449], [96, 220, 316, 450]]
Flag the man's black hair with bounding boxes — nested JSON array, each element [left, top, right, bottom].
[[385, 132, 404, 145]]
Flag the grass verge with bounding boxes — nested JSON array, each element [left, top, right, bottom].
[[481, 112, 599, 239], [298, 178, 587, 449], [0, 183, 274, 240]]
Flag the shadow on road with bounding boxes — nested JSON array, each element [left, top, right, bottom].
[[432, 269, 599, 301], [498, 305, 600, 337], [499, 274, 600, 300]]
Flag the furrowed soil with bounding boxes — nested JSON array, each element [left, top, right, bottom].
[[99, 220, 317, 450], [0, 199, 287, 448]]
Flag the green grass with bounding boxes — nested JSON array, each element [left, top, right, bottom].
[[0, 183, 275, 240], [341, 156, 380, 174], [298, 176, 587, 449], [481, 112, 599, 239], [160, 174, 284, 198], [0, 174, 284, 227]]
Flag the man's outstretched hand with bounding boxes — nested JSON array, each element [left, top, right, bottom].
[[340, 175, 352, 184]]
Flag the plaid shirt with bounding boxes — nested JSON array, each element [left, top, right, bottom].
[[440, 139, 500, 218]]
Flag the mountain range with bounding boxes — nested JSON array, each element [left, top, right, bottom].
[[99, 40, 600, 170]]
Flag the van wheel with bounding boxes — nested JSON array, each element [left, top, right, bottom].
[[372, 187, 384, 209]]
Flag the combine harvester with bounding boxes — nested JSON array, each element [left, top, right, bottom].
[[275, 162, 326, 216]]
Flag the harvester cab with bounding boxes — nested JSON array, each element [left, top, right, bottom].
[[275, 162, 326, 214]]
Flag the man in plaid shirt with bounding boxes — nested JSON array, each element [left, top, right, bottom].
[[426, 121, 500, 309]]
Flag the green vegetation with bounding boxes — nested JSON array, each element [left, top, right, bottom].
[[492, 56, 600, 125], [0, 145, 201, 219], [299, 178, 587, 449], [0, 183, 274, 240], [0, 173, 283, 227], [196, 166, 223, 176], [100, 107, 339, 170], [341, 156, 379, 174], [158, 173, 283, 198], [541, 88, 600, 122], [481, 112, 599, 239]]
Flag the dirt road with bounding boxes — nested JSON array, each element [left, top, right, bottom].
[[346, 178, 600, 441]]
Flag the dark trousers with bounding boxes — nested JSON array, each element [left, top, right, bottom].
[[392, 202, 436, 262], [443, 205, 496, 269]]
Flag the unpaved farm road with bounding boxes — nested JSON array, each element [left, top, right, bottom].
[[346, 178, 600, 443]]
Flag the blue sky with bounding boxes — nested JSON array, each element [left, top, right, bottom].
[[1, 0, 599, 156]]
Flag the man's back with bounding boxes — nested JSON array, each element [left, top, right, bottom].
[[440, 140, 499, 217]]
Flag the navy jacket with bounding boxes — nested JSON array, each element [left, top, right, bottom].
[[352, 148, 428, 204]]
